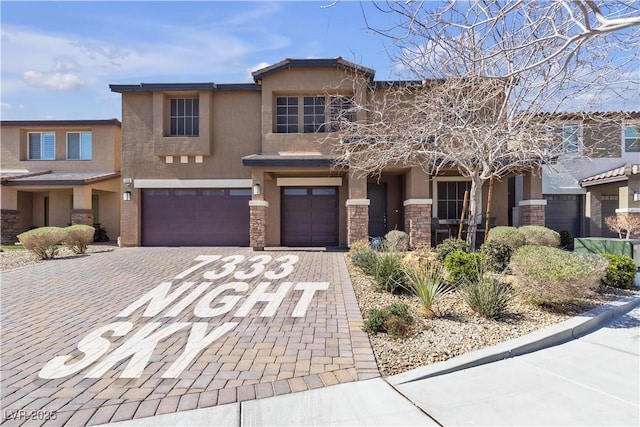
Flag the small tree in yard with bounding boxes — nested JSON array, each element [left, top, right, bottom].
[[329, 1, 639, 250], [605, 214, 640, 239]]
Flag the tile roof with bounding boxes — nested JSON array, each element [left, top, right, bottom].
[[1, 171, 120, 186], [580, 164, 640, 187]]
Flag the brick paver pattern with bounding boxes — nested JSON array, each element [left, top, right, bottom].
[[1, 247, 379, 426]]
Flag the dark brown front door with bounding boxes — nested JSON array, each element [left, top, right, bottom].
[[281, 187, 338, 246], [142, 188, 250, 246]]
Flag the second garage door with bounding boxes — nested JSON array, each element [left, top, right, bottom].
[[142, 188, 250, 246], [281, 187, 338, 246]]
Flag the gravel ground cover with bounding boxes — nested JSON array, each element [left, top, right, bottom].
[[346, 254, 640, 377], [0, 243, 117, 271]]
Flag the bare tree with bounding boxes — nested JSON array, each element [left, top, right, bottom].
[[329, 1, 639, 249]]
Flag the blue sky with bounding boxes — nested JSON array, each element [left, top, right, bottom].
[[1, 1, 399, 120]]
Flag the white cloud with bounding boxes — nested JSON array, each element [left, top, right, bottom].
[[247, 62, 271, 79], [23, 71, 86, 90], [1, 102, 14, 110]]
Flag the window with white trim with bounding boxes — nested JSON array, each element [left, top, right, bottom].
[[437, 181, 471, 221], [170, 98, 199, 136], [67, 131, 92, 160], [562, 122, 582, 153], [624, 124, 639, 152], [28, 132, 55, 160]]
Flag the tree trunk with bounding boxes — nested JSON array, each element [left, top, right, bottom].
[[466, 176, 483, 250]]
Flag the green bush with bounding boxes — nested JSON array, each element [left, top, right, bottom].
[[444, 250, 485, 285], [384, 230, 410, 252], [363, 303, 413, 338], [600, 253, 637, 289], [519, 225, 560, 247], [374, 253, 408, 293], [480, 240, 513, 273], [63, 225, 95, 254], [486, 226, 526, 250], [351, 248, 379, 276], [559, 230, 574, 251], [436, 238, 468, 262], [463, 277, 513, 319], [510, 245, 607, 305], [403, 263, 453, 317], [17, 226, 65, 260]]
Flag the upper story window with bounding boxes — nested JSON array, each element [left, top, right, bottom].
[[624, 124, 639, 152], [276, 96, 299, 133], [67, 131, 92, 160], [28, 132, 55, 160], [170, 98, 199, 136], [275, 94, 354, 134], [562, 122, 582, 153]]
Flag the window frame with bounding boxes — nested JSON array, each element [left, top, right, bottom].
[[66, 131, 93, 160], [274, 94, 355, 134], [561, 121, 583, 154], [169, 97, 200, 137], [623, 122, 640, 153], [27, 131, 56, 160], [432, 178, 482, 223]]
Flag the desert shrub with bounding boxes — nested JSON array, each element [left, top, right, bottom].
[[63, 225, 95, 254], [351, 248, 379, 276], [363, 303, 413, 338], [349, 239, 371, 253], [444, 250, 485, 285], [518, 225, 560, 247], [600, 253, 637, 289], [436, 238, 468, 262], [374, 253, 408, 293], [510, 245, 606, 305], [559, 230, 574, 251], [384, 230, 410, 252], [403, 263, 453, 317], [463, 276, 513, 319], [93, 224, 110, 242], [480, 241, 513, 273], [17, 226, 65, 260], [486, 226, 526, 250]]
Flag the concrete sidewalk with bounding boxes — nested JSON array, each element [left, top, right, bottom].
[[104, 295, 640, 426]]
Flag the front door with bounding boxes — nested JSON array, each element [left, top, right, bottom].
[[368, 182, 387, 238]]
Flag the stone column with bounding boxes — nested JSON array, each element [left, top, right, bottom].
[[519, 200, 547, 226], [71, 209, 93, 226], [346, 199, 369, 247], [403, 199, 432, 248], [249, 200, 268, 250], [1, 209, 21, 244]]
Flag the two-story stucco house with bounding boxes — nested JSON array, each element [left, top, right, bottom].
[[0, 119, 122, 244], [110, 57, 546, 249], [542, 112, 640, 238]]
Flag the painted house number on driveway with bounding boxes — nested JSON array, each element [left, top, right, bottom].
[[39, 254, 330, 380]]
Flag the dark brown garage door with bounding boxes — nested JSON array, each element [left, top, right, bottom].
[[281, 187, 338, 246], [142, 188, 250, 246]]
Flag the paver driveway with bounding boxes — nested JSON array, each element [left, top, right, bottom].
[[1, 247, 378, 426]]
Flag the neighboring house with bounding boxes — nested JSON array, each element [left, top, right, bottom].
[[542, 112, 640, 238], [0, 119, 122, 244], [110, 57, 545, 249]]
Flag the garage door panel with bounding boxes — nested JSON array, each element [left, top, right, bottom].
[[281, 186, 338, 247], [142, 189, 249, 246]]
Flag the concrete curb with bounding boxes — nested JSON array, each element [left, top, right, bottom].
[[388, 294, 640, 386]]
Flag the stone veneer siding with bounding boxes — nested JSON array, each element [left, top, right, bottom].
[[519, 203, 546, 226], [71, 209, 94, 226], [250, 203, 267, 250], [404, 202, 432, 248], [1, 209, 20, 244], [346, 201, 369, 247]]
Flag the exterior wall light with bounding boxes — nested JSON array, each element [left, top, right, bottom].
[[634, 192, 640, 202], [123, 190, 132, 201], [253, 183, 261, 196]]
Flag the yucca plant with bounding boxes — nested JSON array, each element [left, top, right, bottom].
[[403, 263, 453, 318], [463, 276, 513, 320]]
